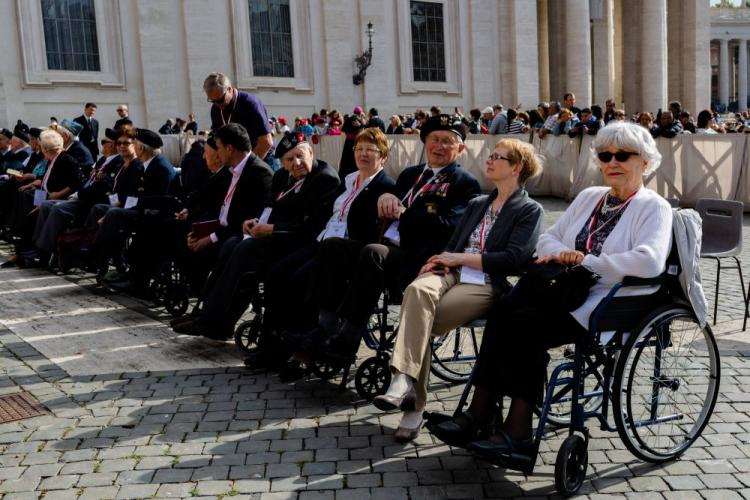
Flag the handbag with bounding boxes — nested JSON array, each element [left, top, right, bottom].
[[509, 262, 600, 312]]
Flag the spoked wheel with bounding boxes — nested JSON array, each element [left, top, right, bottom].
[[430, 326, 481, 383], [233, 316, 263, 354], [308, 360, 344, 381], [355, 356, 391, 400], [540, 346, 607, 428], [164, 285, 189, 317], [555, 434, 588, 496], [612, 305, 720, 463]]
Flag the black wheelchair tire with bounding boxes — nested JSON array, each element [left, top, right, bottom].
[[164, 286, 189, 317], [430, 327, 480, 383], [355, 356, 391, 401], [233, 317, 262, 354], [554, 434, 588, 496], [308, 360, 343, 381], [611, 304, 720, 463]]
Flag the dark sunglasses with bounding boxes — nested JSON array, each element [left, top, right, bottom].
[[597, 151, 638, 163]]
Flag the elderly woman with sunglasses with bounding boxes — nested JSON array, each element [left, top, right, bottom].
[[372, 138, 543, 442], [431, 121, 673, 464]]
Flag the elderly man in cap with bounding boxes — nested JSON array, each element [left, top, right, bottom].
[[19, 128, 127, 266], [173, 130, 339, 340], [300, 114, 481, 361], [54, 119, 94, 176], [91, 128, 174, 280], [1, 122, 33, 173]]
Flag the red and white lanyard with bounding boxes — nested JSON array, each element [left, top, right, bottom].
[[218, 88, 238, 126], [223, 176, 241, 207], [403, 170, 436, 207], [41, 153, 59, 191], [338, 177, 364, 220], [585, 192, 637, 252], [276, 178, 305, 201]]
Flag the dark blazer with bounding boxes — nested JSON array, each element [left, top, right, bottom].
[[186, 121, 198, 135], [396, 162, 481, 259], [444, 188, 544, 293], [74, 114, 99, 158], [66, 140, 95, 180], [77, 155, 125, 208], [187, 166, 232, 222], [113, 159, 145, 205], [22, 151, 44, 174], [141, 154, 175, 197], [268, 159, 340, 244], [342, 169, 396, 243], [45, 152, 82, 194], [215, 154, 274, 243], [2, 148, 31, 174]]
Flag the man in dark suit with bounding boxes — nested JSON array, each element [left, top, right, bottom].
[[173, 130, 339, 340], [367, 108, 386, 132], [57, 119, 95, 179], [309, 114, 481, 358], [74, 103, 99, 159]]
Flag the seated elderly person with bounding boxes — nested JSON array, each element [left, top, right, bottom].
[[5, 129, 82, 265], [173, 132, 340, 340], [252, 128, 396, 371], [430, 121, 673, 464], [20, 128, 126, 267], [54, 119, 94, 177], [301, 114, 481, 361], [372, 139, 544, 442]]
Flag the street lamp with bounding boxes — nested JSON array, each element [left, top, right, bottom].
[[353, 22, 374, 85]]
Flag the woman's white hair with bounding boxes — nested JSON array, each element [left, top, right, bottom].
[[593, 121, 662, 174], [39, 129, 64, 152]]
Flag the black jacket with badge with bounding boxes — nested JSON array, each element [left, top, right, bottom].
[[214, 154, 273, 244], [395, 161, 481, 259], [76, 155, 125, 208], [444, 188, 544, 293], [268, 159, 340, 245], [113, 159, 145, 206], [187, 166, 232, 223], [342, 169, 396, 243], [141, 154, 175, 197]]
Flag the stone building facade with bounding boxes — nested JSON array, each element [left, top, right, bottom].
[[711, 4, 750, 111], [0, 0, 711, 130]]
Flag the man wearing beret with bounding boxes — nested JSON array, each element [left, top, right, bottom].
[[73, 103, 100, 159], [304, 114, 481, 360], [92, 128, 175, 280], [56, 119, 94, 178], [0, 128, 14, 173], [1, 122, 32, 173], [173, 130, 339, 340]]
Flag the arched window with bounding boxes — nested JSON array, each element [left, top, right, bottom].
[[41, 0, 100, 72]]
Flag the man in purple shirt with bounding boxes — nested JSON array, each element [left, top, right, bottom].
[[203, 72, 276, 168]]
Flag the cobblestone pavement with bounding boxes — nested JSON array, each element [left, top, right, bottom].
[[0, 198, 749, 499]]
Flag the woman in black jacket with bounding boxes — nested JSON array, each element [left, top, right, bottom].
[[371, 138, 544, 442]]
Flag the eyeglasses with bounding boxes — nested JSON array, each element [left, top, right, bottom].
[[488, 153, 510, 162], [101, 140, 113, 146], [426, 136, 460, 147], [116, 140, 133, 146], [206, 90, 228, 104], [353, 146, 381, 155], [597, 151, 638, 163]]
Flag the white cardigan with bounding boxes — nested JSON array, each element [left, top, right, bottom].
[[537, 186, 673, 328]]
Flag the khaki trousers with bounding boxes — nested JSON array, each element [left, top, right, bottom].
[[390, 270, 496, 409]]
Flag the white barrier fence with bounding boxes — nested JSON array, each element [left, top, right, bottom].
[[160, 133, 750, 209]]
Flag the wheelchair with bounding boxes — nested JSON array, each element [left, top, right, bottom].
[[425, 247, 720, 496]]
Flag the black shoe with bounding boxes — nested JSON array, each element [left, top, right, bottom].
[[278, 361, 307, 382], [467, 431, 537, 472], [428, 411, 488, 449]]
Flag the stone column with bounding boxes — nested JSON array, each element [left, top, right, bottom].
[[719, 38, 730, 109], [677, 0, 710, 114], [564, 0, 592, 105], [739, 40, 748, 112], [537, 0, 550, 102], [511, 0, 539, 108], [592, 0, 614, 105], [640, 0, 667, 112]]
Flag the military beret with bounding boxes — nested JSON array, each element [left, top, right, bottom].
[[0, 128, 12, 140], [135, 128, 163, 148], [13, 121, 30, 143], [419, 114, 467, 143], [60, 118, 83, 137], [29, 127, 43, 139], [275, 132, 307, 159], [104, 128, 120, 142]]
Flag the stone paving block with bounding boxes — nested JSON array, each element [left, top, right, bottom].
[[300, 491, 334, 500], [155, 482, 195, 498], [370, 487, 408, 500], [235, 478, 272, 493], [194, 479, 233, 495], [40, 473, 80, 490], [152, 468, 193, 484], [115, 469, 155, 485], [306, 474, 344, 490], [78, 472, 118, 487], [191, 465, 230, 480], [134, 455, 173, 470], [701, 490, 744, 500], [0, 477, 40, 493], [663, 475, 705, 490], [98, 458, 137, 473], [229, 464, 266, 480], [0, 466, 26, 480], [115, 483, 160, 499], [270, 476, 307, 492]]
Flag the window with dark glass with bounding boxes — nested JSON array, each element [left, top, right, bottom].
[[410, 1, 446, 82], [249, 0, 294, 78], [41, 0, 100, 72]]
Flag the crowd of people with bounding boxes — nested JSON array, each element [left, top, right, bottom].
[[0, 75, 685, 468]]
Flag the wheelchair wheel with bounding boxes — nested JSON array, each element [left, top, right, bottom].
[[355, 356, 391, 400], [430, 326, 481, 383], [234, 316, 262, 354], [554, 434, 588, 496], [612, 304, 720, 463], [308, 360, 343, 381], [164, 285, 189, 317]]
